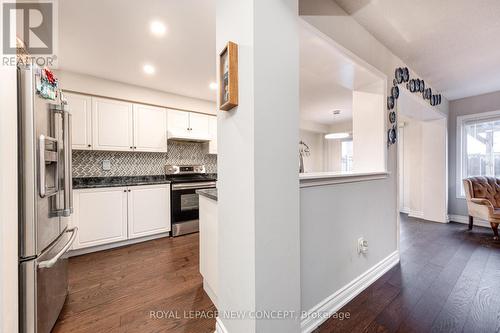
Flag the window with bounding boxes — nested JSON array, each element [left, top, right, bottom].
[[341, 140, 353, 172], [457, 111, 500, 197]]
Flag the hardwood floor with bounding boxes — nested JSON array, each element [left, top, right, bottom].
[[54, 215, 500, 333], [53, 233, 216, 333], [315, 214, 500, 333]]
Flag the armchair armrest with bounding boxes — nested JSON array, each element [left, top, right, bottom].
[[470, 198, 494, 207]]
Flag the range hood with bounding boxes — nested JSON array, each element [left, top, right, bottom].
[[167, 130, 211, 142]]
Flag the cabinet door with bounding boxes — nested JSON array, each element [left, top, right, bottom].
[[65, 92, 92, 150], [189, 112, 210, 138], [208, 116, 217, 154], [167, 109, 189, 137], [72, 187, 128, 249], [133, 104, 167, 152], [128, 184, 171, 239], [92, 97, 133, 151]]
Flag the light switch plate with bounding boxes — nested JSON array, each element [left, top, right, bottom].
[[102, 160, 111, 171]]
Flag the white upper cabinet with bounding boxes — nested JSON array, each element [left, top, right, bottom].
[[133, 104, 168, 152], [167, 109, 190, 138], [167, 109, 210, 140], [189, 112, 210, 138], [65, 92, 92, 150], [92, 97, 134, 151], [208, 116, 217, 154], [127, 184, 171, 239]]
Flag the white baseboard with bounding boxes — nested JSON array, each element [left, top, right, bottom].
[[400, 207, 410, 214], [408, 210, 424, 219], [215, 317, 228, 333], [68, 232, 170, 257], [203, 279, 218, 309], [300, 250, 400, 333], [448, 214, 491, 228]]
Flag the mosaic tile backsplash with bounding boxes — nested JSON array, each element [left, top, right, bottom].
[[73, 141, 217, 177]]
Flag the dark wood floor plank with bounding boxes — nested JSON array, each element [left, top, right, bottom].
[[462, 251, 500, 333], [52, 233, 216, 333], [317, 214, 500, 333], [429, 246, 490, 333]]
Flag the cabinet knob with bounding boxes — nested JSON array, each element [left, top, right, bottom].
[[130, 146, 133, 149], [123, 190, 127, 192], [87, 144, 91, 148]]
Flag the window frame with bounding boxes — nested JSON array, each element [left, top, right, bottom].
[[456, 110, 500, 198]]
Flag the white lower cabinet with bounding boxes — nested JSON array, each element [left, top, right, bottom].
[[128, 184, 171, 239], [72, 184, 171, 250], [72, 187, 128, 249]]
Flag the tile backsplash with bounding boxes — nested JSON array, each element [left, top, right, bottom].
[[73, 141, 217, 177]]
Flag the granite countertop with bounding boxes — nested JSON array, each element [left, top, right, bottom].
[[197, 188, 217, 201], [73, 175, 171, 189]]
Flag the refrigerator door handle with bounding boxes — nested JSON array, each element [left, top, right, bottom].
[[38, 134, 59, 198], [62, 110, 73, 216], [38, 227, 78, 269]]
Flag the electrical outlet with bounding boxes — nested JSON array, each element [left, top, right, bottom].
[[102, 160, 111, 171], [358, 237, 368, 254]]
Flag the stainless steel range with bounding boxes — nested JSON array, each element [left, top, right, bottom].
[[165, 165, 216, 237]]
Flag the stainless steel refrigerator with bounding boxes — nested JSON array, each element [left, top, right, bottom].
[[18, 65, 78, 333]]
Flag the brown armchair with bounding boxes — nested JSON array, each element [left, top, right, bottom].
[[463, 177, 500, 240]]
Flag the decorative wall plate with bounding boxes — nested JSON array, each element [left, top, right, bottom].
[[409, 79, 416, 92], [395, 68, 403, 84], [389, 111, 396, 124], [388, 126, 397, 145], [387, 96, 395, 110], [402, 67, 410, 82], [391, 86, 399, 99], [437, 94, 442, 105], [424, 88, 432, 100], [415, 79, 420, 92], [419, 80, 425, 93]]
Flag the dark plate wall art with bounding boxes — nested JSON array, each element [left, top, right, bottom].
[[391, 86, 399, 99], [387, 96, 395, 110], [388, 66, 442, 147], [389, 111, 396, 124]]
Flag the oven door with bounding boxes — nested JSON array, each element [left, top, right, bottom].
[[171, 182, 215, 236]]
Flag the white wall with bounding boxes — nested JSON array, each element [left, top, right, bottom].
[[400, 115, 447, 222], [352, 91, 385, 173], [422, 118, 448, 222], [0, 65, 19, 333], [55, 70, 217, 115], [401, 117, 423, 215], [216, 0, 300, 332]]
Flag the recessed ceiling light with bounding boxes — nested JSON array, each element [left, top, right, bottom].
[[150, 21, 166, 36], [209, 82, 218, 90], [143, 64, 155, 75]]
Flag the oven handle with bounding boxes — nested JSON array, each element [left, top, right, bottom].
[[172, 182, 216, 191]]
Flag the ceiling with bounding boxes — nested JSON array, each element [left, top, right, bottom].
[[334, 0, 500, 100], [300, 24, 382, 125], [58, 0, 216, 101]]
